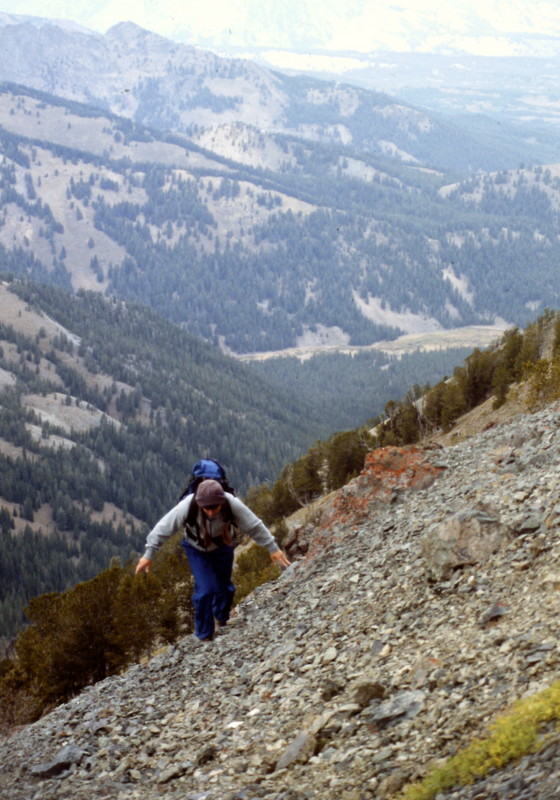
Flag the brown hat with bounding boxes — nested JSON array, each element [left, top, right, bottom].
[[195, 479, 227, 507]]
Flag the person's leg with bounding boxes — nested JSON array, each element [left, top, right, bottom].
[[182, 544, 220, 640], [210, 546, 235, 626]]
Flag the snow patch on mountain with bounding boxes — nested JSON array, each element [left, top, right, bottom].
[[353, 292, 443, 334], [442, 267, 475, 306], [377, 140, 419, 163], [296, 324, 351, 349]]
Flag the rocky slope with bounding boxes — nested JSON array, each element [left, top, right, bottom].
[[2, 398, 560, 799]]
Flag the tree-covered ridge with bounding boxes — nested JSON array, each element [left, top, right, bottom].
[[245, 310, 560, 528], [0, 279, 322, 640], [1, 84, 560, 355], [247, 346, 474, 433], [11, 281, 315, 436]]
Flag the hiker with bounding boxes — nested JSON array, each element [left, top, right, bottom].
[[135, 479, 290, 641]]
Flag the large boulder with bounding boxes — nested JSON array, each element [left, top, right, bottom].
[[422, 508, 510, 581]]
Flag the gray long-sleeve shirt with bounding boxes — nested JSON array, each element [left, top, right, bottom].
[[142, 492, 279, 559]]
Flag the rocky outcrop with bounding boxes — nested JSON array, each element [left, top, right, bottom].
[[298, 446, 443, 558], [338, 444, 444, 509], [421, 506, 510, 581], [2, 402, 560, 800]]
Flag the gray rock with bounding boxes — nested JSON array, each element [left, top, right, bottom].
[[479, 601, 508, 626], [196, 744, 218, 765], [377, 769, 411, 798], [368, 690, 426, 726], [158, 761, 194, 783], [275, 732, 317, 770], [30, 745, 85, 777], [514, 514, 544, 534], [6, 400, 560, 800], [422, 509, 510, 581]]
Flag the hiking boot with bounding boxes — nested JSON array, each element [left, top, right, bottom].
[[191, 633, 213, 646]]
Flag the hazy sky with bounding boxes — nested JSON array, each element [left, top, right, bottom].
[[2, 0, 560, 56]]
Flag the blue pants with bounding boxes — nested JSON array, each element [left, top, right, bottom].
[[182, 542, 235, 640]]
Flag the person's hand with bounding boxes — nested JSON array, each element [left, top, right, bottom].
[[270, 549, 291, 569], [135, 557, 152, 574]]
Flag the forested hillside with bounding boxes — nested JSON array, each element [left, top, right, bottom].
[[243, 310, 560, 537], [1, 82, 559, 356], [0, 279, 321, 640], [247, 347, 473, 432]]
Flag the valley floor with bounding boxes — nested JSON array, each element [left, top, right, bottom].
[[235, 324, 507, 361]]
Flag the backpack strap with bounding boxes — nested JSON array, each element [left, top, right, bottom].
[[184, 496, 235, 549]]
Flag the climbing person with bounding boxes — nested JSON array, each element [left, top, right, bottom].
[[135, 478, 290, 642]]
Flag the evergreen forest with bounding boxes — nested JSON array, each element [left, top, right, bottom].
[[1, 84, 560, 358]]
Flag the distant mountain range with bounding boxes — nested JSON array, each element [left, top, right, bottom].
[[0, 16, 559, 358], [5, 4, 560, 132], [1, 74, 559, 356], [2, 17, 555, 171], [4, 1, 560, 57]]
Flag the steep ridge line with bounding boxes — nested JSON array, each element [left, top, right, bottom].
[[2, 401, 560, 799]]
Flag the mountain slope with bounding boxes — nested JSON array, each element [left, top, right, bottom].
[[7, 6, 560, 145], [2, 83, 560, 356], [0, 279, 321, 638], [0, 17, 557, 171], [2, 394, 560, 798]]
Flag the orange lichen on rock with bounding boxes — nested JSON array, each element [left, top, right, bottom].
[[360, 445, 444, 501], [292, 446, 444, 560], [326, 446, 443, 531]]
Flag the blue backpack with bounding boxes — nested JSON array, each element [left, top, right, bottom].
[[180, 458, 235, 500]]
